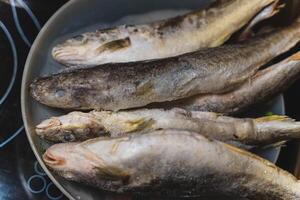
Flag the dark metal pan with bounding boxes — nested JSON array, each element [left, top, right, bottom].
[[21, 0, 285, 199]]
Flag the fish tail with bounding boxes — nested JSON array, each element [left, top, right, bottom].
[[272, 0, 285, 14], [254, 115, 294, 123], [263, 0, 284, 19], [255, 115, 300, 143], [288, 51, 300, 61], [237, 0, 283, 42]]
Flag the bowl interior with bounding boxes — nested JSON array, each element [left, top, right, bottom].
[[21, 0, 284, 199]]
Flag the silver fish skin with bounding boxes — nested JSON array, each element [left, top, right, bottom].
[[236, 0, 282, 41], [36, 108, 300, 147], [171, 51, 300, 114], [43, 130, 300, 199], [31, 19, 300, 111], [52, 0, 277, 67]]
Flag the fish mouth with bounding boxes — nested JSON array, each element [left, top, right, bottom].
[[52, 46, 86, 65], [30, 76, 55, 102], [36, 118, 61, 135], [30, 79, 43, 101], [43, 151, 65, 166]]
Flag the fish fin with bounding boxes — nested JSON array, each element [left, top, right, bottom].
[[125, 118, 155, 133], [223, 143, 273, 164], [270, 1, 285, 16], [237, 0, 283, 41], [254, 115, 295, 123], [136, 81, 154, 96], [288, 51, 300, 61], [94, 164, 131, 181], [96, 37, 131, 53]]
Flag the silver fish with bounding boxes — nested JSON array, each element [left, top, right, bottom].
[[43, 130, 300, 199], [169, 51, 300, 114], [36, 108, 300, 148], [52, 0, 278, 67], [31, 19, 300, 111], [236, 0, 283, 41]]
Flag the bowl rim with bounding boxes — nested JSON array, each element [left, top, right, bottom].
[[21, 0, 77, 199], [20, 0, 285, 199]]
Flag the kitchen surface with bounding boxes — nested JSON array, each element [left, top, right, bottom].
[[1, 0, 300, 200], [0, 1, 68, 199]]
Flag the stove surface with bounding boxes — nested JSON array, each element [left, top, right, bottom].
[[0, 1, 68, 199]]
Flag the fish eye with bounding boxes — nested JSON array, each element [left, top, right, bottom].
[[73, 35, 84, 41], [63, 133, 75, 142], [55, 89, 66, 98]]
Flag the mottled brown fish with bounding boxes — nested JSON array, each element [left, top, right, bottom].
[[52, 0, 278, 67], [31, 19, 300, 111], [43, 130, 300, 199], [36, 107, 300, 149], [170, 51, 300, 114]]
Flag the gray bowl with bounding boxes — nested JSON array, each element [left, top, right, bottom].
[[21, 0, 284, 199]]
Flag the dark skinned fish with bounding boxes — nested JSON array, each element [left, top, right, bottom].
[[169, 51, 300, 114], [43, 130, 300, 199], [30, 19, 300, 111], [36, 107, 300, 148], [52, 0, 278, 67]]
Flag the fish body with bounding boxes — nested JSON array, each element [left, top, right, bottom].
[[36, 108, 300, 146], [31, 21, 300, 111], [44, 130, 300, 199], [172, 51, 300, 114], [236, 0, 282, 41], [52, 0, 277, 67]]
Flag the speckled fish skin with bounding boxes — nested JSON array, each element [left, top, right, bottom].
[[52, 0, 277, 67], [31, 20, 300, 111], [171, 51, 300, 114], [43, 130, 300, 199], [35, 108, 300, 147]]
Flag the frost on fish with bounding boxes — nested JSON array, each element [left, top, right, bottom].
[[31, 19, 300, 111], [170, 51, 300, 114], [36, 108, 300, 148], [52, 0, 277, 67], [43, 130, 300, 199]]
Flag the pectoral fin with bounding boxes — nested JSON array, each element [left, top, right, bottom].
[[97, 37, 131, 53]]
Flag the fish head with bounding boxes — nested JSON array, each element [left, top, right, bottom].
[[52, 34, 104, 66], [36, 112, 107, 142], [43, 143, 101, 181], [36, 118, 77, 142], [43, 141, 131, 188], [52, 31, 131, 66], [30, 76, 78, 109]]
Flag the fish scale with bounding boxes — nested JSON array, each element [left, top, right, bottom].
[[35, 105, 300, 148], [31, 18, 300, 111], [51, 0, 277, 67], [43, 130, 300, 199]]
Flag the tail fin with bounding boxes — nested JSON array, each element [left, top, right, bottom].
[[288, 51, 300, 61], [254, 115, 295, 123]]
